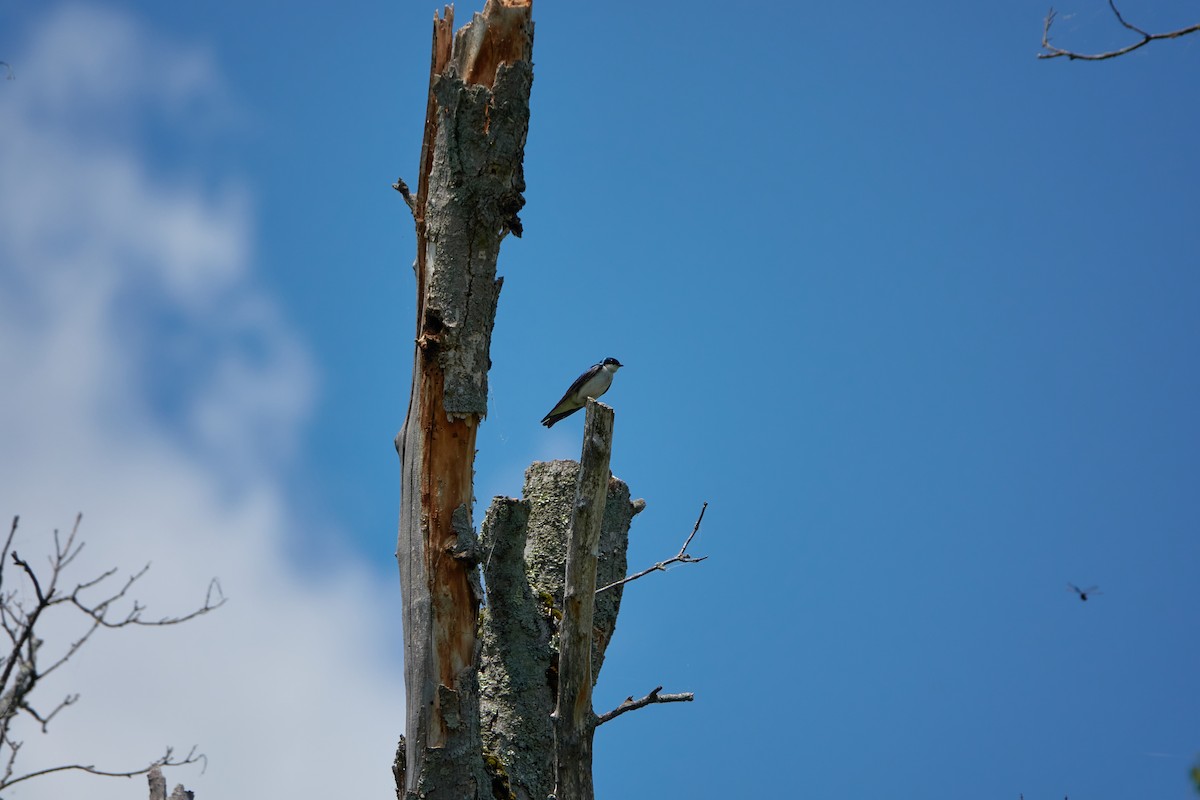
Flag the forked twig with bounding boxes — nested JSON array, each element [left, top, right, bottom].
[[1039, 1, 1200, 60], [596, 502, 708, 594]]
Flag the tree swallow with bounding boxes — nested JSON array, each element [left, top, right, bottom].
[[541, 357, 623, 427]]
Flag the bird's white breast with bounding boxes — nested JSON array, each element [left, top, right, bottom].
[[576, 364, 616, 400]]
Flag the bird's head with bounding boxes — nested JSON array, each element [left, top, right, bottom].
[[601, 357, 623, 371]]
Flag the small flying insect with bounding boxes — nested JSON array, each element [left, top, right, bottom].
[[1068, 583, 1101, 602]]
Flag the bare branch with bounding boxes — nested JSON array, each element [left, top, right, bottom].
[[0, 604, 17, 647], [595, 686, 695, 727], [69, 569, 226, 629], [1, 731, 20, 787], [1039, 2, 1200, 60], [596, 502, 709, 594], [0, 641, 38, 736], [9, 554, 48, 607], [1106, 0, 1150, 37], [1, 745, 204, 790], [0, 554, 51, 697], [69, 566, 119, 595], [0, 517, 219, 793], [23, 693, 78, 733], [35, 574, 224, 683], [51, 514, 86, 574], [35, 617, 103, 682]]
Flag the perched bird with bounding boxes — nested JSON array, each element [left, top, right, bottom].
[[541, 357, 623, 427], [1068, 583, 1101, 602]]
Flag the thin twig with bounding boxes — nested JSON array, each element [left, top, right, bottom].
[[53, 515, 85, 574], [69, 570, 225, 628], [35, 575, 224, 682], [1106, 0, 1149, 37], [69, 567, 119, 595], [596, 686, 694, 726], [1039, 2, 1200, 60], [0, 518, 18, 595], [596, 502, 708, 594], [23, 693, 78, 733], [1, 732, 19, 787]]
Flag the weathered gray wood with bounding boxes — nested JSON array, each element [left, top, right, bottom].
[[522, 460, 636, 683], [478, 496, 546, 800], [395, 3, 533, 798], [552, 401, 614, 800], [479, 460, 638, 800], [146, 767, 192, 800], [147, 767, 166, 800]]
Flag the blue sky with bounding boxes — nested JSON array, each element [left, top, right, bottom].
[[2, 1, 1198, 798]]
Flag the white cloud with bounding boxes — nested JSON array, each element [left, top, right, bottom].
[[0, 6, 402, 798]]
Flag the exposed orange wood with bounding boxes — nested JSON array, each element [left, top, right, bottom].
[[459, 0, 533, 88], [419, 366, 479, 689]]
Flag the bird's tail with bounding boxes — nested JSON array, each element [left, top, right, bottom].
[[541, 408, 579, 428]]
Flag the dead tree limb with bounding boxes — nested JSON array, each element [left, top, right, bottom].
[[596, 502, 708, 594], [552, 400, 614, 800], [595, 686, 695, 727], [1039, 1, 1200, 60], [392, 177, 415, 215], [394, 2, 533, 798], [2, 746, 201, 791]]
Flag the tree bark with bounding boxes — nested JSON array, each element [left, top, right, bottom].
[[147, 766, 193, 800], [478, 455, 637, 800], [552, 401, 614, 800], [395, 3, 533, 798]]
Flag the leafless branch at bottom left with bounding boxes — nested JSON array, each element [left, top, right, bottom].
[[0, 514, 221, 794]]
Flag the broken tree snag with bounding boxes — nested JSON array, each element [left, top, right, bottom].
[[395, 2, 533, 799], [146, 767, 193, 800], [479, 463, 639, 800], [553, 400, 615, 800]]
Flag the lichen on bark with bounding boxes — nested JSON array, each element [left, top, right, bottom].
[[477, 461, 640, 800]]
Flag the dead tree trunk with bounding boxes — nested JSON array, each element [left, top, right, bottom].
[[395, 5, 697, 800], [394, 2, 534, 798]]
